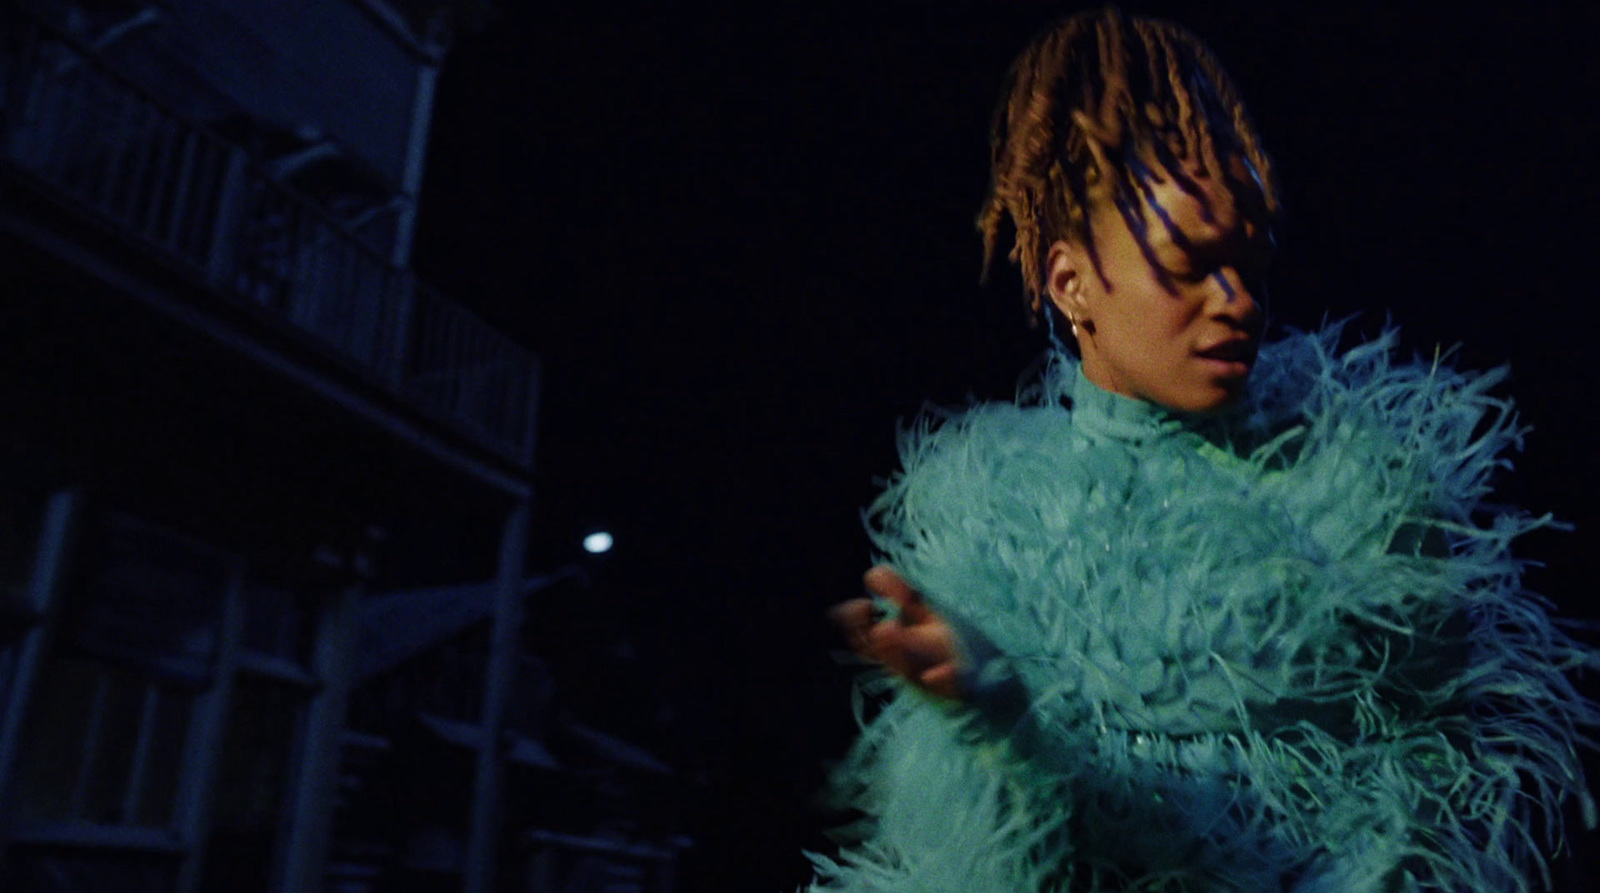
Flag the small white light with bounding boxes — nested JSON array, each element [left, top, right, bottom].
[[582, 531, 614, 554]]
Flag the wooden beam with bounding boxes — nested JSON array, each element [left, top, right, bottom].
[[173, 559, 246, 893], [0, 488, 82, 823], [277, 581, 361, 893], [463, 499, 530, 893]]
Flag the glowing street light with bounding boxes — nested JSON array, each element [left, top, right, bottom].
[[582, 531, 614, 554]]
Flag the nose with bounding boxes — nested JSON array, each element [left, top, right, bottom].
[[1207, 266, 1263, 332]]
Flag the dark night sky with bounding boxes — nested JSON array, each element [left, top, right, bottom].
[[410, 3, 1600, 890]]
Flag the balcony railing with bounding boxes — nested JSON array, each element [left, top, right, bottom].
[[0, 8, 537, 468]]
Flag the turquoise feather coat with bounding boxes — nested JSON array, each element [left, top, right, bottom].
[[806, 326, 1597, 893]]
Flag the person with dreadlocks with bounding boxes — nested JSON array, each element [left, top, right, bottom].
[[810, 7, 1597, 893]]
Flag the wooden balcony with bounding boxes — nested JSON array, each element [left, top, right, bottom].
[[0, 7, 537, 471]]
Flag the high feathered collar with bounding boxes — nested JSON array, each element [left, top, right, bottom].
[[1060, 357, 1191, 444]]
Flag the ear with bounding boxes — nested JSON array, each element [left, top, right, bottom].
[[1045, 240, 1092, 329]]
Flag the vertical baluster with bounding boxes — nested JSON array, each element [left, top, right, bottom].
[[360, 253, 381, 365], [38, 60, 81, 185], [205, 146, 245, 290], [70, 669, 112, 820], [92, 75, 132, 214], [300, 202, 317, 327], [333, 225, 349, 351], [324, 219, 342, 348], [296, 206, 313, 332], [164, 128, 199, 260], [118, 96, 157, 228], [335, 240, 352, 356], [363, 257, 380, 371], [299, 209, 321, 336], [359, 254, 379, 368], [423, 292, 442, 403], [418, 295, 432, 401], [347, 248, 365, 362], [350, 244, 368, 358], [22, 51, 55, 175], [182, 134, 214, 261], [334, 235, 354, 355], [244, 185, 267, 306], [7, 28, 46, 167], [324, 217, 340, 347], [381, 259, 398, 371], [280, 192, 300, 317], [388, 271, 416, 390], [275, 188, 293, 310], [253, 183, 277, 306], [140, 110, 179, 245], [121, 681, 161, 824], [53, 68, 87, 193], [302, 206, 321, 333], [272, 192, 289, 315]]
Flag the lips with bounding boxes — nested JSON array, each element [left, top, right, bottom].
[[1195, 339, 1255, 363]]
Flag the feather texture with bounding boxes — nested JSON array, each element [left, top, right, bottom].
[[806, 325, 1598, 893]]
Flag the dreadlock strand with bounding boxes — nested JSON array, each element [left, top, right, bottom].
[[1089, 23, 1129, 140], [1127, 20, 1168, 156], [1186, 46, 1224, 181], [976, 6, 1279, 323], [1147, 22, 1199, 170], [978, 55, 1027, 286], [1195, 46, 1282, 215], [995, 20, 1086, 310]]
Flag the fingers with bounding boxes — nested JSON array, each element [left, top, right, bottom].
[[867, 604, 961, 693], [863, 565, 915, 604], [918, 662, 962, 700], [831, 566, 966, 701], [828, 597, 875, 631], [828, 598, 877, 658], [868, 614, 956, 667], [863, 565, 929, 623]]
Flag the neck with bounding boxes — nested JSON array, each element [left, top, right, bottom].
[[1077, 342, 1136, 402]]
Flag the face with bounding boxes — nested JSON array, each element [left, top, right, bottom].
[[1047, 157, 1272, 413]]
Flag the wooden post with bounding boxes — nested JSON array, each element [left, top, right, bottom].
[[391, 52, 440, 271], [276, 578, 359, 893], [172, 560, 246, 893], [0, 488, 81, 819], [463, 500, 530, 893]]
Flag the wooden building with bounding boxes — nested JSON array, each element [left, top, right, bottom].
[[0, 1, 681, 890]]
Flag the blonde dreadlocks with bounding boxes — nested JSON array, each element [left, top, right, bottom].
[[978, 6, 1282, 321]]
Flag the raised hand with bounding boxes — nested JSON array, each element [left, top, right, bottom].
[[830, 565, 964, 700]]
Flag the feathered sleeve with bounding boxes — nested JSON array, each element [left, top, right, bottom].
[[817, 328, 1598, 893]]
